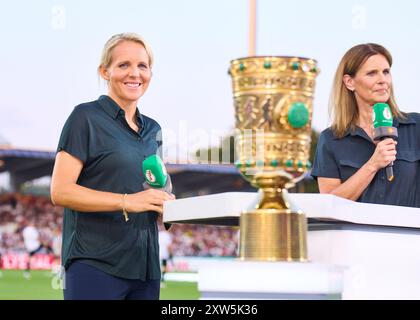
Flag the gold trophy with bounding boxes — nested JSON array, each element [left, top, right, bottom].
[[229, 56, 320, 261]]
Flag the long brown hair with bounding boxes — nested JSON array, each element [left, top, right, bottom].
[[329, 43, 404, 138]]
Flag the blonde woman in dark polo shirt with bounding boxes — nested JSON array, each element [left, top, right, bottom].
[[312, 43, 420, 208], [51, 33, 175, 300]]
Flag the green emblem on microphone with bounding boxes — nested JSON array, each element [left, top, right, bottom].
[[142, 154, 168, 188], [145, 169, 156, 183], [373, 103, 393, 128]]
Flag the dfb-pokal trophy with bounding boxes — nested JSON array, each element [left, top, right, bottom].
[[229, 56, 320, 261]]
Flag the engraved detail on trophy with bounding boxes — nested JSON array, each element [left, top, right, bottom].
[[257, 97, 273, 130], [234, 95, 258, 128]]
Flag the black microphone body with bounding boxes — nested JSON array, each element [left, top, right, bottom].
[[373, 126, 398, 182], [142, 169, 173, 230]]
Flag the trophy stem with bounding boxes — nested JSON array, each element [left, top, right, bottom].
[[253, 173, 293, 210], [239, 174, 308, 262]]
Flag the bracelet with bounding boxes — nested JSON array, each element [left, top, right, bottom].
[[122, 193, 129, 222]]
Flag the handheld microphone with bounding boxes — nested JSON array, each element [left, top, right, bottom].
[[142, 154, 173, 230], [142, 154, 173, 193], [372, 103, 398, 181]]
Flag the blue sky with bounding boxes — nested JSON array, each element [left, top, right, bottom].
[[1, 0, 420, 159]]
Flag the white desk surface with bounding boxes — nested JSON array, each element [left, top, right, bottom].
[[164, 192, 420, 229]]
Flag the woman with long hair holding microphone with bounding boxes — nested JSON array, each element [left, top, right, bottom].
[[312, 43, 420, 207]]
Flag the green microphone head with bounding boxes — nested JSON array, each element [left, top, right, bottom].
[[142, 154, 168, 188], [373, 103, 393, 128]]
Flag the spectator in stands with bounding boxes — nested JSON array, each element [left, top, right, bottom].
[[50, 33, 175, 300], [158, 224, 173, 287], [51, 226, 62, 266], [22, 218, 52, 278]]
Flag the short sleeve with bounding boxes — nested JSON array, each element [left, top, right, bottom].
[[57, 106, 89, 163], [311, 130, 340, 180]]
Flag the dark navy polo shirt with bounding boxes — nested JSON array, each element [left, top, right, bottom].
[[57, 95, 163, 280], [311, 113, 420, 208]]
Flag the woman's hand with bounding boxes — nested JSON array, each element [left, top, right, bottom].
[[368, 138, 397, 171], [125, 189, 176, 215]]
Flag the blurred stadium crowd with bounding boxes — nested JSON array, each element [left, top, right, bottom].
[[0, 193, 238, 260]]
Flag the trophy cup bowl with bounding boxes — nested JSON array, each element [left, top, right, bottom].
[[229, 56, 320, 261]]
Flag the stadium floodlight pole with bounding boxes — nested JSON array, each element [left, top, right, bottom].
[[249, 0, 257, 56]]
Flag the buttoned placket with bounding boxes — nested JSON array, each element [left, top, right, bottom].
[[118, 109, 144, 142]]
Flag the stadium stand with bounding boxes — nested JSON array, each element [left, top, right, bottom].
[[0, 192, 239, 270], [0, 143, 314, 270]]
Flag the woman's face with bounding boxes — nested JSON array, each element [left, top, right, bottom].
[[344, 54, 392, 107], [101, 40, 151, 106]]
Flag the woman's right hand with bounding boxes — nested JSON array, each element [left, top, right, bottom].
[[125, 189, 175, 215], [368, 138, 397, 171]]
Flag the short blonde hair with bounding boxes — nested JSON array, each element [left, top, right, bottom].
[[98, 33, 154, 74], [329, 43, 404, 138]]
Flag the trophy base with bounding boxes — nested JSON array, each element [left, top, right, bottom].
[[239, 208, 308, 261]]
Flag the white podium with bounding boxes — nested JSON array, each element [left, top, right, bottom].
[[198, 260, 344, 299], [164, 192, 420, 299]]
